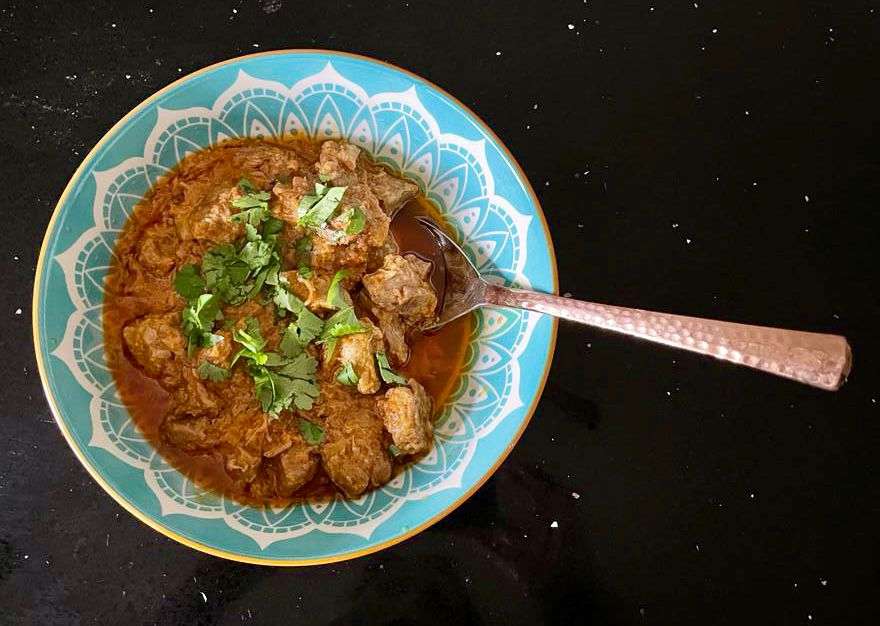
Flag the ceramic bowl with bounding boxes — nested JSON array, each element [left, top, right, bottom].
[[33, 50, 557, 565]]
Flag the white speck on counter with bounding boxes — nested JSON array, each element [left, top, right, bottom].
[[694, 2, 698, 7], [695, 544, 701, 551], [550, 521, 558, 528], [15, 308, 22, 315], [712, 28, 718, 33], [752, 181, 758, 187], [650, 7, 654, 11], [544, 181, 550, 186], [233, 8, 237, 12], [750, 493, 755, 499], [125, 74, 131, 79], [177, 67, 182, 72], [745, 110, 750, 116], [587, 343, 591, 348], [567, 24, 574, 30], [23, 555, 28, 559], [572, 492, 580, 499], [533, 103, 538, 110], [808, 616, 812, 621], [252, 43, 260, 48], [563, 292, 572, 298], [666, 391, 672, 396], [577, 223, 584, 228], [686, 238, 692, 244], [526, 124, 531, 129], [495, 51, 502, 56], [804, 195, 810, 202], [200, 591, 207, 603], [672, 222, 679, 228], [820, 579, 828, 586], [111, 23, 117, 28]]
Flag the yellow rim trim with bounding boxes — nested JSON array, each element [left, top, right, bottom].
[[31, 49, 559, 566]]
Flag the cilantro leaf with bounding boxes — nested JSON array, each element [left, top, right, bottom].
[[345, 205, 366, 235], [181, 294, 223, 356], [298, 263, 313, 279], [173, 264, 205, 300], [336, 361, 359, 386], [300, 185, 347, 228], [196, 361, 230, 382], [320, 307, 365, 341], [276, 352, 318, 380], [239, 239, 273, 270], [294, 236, 312, 260], [237, 177, 258, 193], [325, 269, 349, 309], [273, 285, 305, 315], [376, 351, 408, 385], [389, 444, 403, 458], [298, 418, 325, 445]]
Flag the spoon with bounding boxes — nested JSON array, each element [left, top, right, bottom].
[[412, 216, 852, 391]]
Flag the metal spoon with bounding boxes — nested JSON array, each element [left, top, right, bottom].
[[413, 216, 852, 391]]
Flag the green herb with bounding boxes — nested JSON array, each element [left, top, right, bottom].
[[230, 317, 268, 366], [237, 177, 258, 193], [231, 318, 320, 415], [344, 205, 366, 236], [196, 361, 230, 382], [376, 351, 408, 385], [181, 293, 223, 356], [320, 307, 365, 341], [299, 184, 347, 228], [325, 269, 349, 309], [298, 263, 313, 279], [173, 264, 205, 300], [336, 361, 359, 386], [294, 236, 312, 260], [272, 285, 306, 315], [389, 444, 403, 457], [298, 418, 325, 445]]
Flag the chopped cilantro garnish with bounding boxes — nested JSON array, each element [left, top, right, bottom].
[[196, 361, 230, 382], [272, 284, 306, 315], [345, 205, 366, 235], [320, 307, 365, 341], [299, 183, 347, 228], [336, 361, 359, 386], [237, 177, 258, 193], [181, 293, 223, 356], [294, 235, 312, 260], [298, 418, 325, 445], [389, 444, 403, 457], [325, 269, 349, 309], [173, 264, 205, 300], [376, 351, 408, 385], [298, 263, 313, 279], [231, 317, 320, 415]]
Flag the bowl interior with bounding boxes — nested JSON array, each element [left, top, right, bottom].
[[34, 51, 556, 564]]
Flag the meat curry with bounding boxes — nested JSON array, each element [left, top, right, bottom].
[[104, 137, 470, 505]]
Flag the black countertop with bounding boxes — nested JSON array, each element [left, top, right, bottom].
[[2, 1, 878, 623]]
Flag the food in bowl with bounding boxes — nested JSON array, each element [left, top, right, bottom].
[[104, 136, 470, 505]]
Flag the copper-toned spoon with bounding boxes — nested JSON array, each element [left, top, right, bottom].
[[413, 216, 852, 391]]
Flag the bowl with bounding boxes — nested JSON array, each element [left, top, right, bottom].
[[33, 50, 557, 565]]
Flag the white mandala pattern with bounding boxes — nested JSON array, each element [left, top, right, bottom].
[[51, 64, 539, 549]]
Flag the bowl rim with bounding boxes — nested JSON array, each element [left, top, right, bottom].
[[31, 49, 558, 566]]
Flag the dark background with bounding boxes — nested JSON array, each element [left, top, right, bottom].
[[1, 0, 878, 624]]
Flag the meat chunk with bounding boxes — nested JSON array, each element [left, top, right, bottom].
[[336, 319, 384, 395], [272, 436, 319, 496], [316, 140, 361, 184], [271, 176, 313, 224], [136, 222, 179, 274], [161, 414, 217, 451], [366, 166, 419, 214], [373, 308, 409, 365], [378, 379, 434, 455], [123, 313, 186, 382], [362, 254, 437, 326], [174, 185, 244, 243], [321, 409, 392, 498]]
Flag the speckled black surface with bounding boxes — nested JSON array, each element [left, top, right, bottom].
[[1, 1, 878, 624]]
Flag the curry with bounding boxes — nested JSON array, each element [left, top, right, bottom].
[[103, 137, 469, 505]]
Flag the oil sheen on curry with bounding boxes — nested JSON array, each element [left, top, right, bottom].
[[103, 137, 470, 506]]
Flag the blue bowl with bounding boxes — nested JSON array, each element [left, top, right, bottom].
[[33, 50, 557, 565]]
